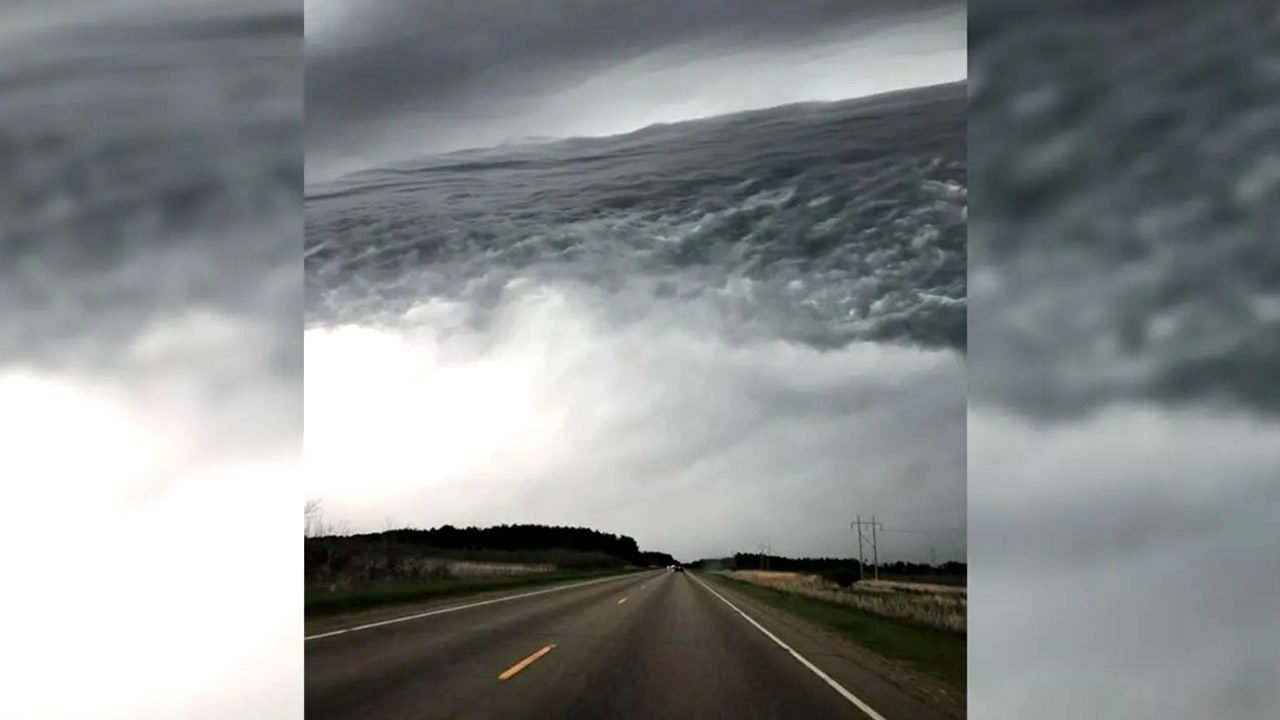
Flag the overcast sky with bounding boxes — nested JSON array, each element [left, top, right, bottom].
[[968, 2, 1280, 717], [1, 2, 301, 716], [305, 286, 967, 562], [304, 0, 968, 561], [305, 0, 965, 183]]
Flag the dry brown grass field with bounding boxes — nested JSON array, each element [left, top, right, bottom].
[[440, 560, 556, 577], [726, 570, 966, 633]]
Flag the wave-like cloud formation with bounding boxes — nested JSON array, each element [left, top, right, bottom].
[[307, 86, 967, 353], [305, 86, 968, 559]]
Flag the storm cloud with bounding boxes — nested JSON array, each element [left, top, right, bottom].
[[306, 281, 967, 562], [306, 0, 964, 181], [304, 72, 968, 563], [969, 2, 1280, 717], [1, 2, 301, 717]]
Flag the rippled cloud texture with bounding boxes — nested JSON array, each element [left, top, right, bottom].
[[306, 18, 968, 562], [970, 2, 1280, 717]]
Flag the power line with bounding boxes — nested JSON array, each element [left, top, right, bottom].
[[756, 542, 772, 571], [851, 515, 883, 581], [872, 515, 879, 581], [854, 519, 965, 567]]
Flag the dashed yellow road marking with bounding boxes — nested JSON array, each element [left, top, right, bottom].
[[498, 644, 556, 681]]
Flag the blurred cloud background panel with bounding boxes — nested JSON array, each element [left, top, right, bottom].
[[969, 1, 1280, 717], [0, 1, 303, 717]]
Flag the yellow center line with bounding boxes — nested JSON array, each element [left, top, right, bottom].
[[498, 644, 556, 681], [617, 597, 627, 604]]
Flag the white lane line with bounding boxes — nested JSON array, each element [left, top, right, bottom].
[[306, 571, 651, 641], [617, 597, 627, 605], [690, 573, 889, 720]]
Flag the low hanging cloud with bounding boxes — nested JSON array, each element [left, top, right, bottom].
[[306, 279, 967, 561], [305, 71, 968, 561]]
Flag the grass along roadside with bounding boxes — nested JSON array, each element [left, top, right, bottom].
[[727, 569, 966, 633], [306, 568, 633, 617], [704, 572, 965, 692]]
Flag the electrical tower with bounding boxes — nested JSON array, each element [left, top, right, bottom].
[[757, 543, 772, 571], [851, 515, 883, 581]]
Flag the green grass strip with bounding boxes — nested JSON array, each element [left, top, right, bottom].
[[705, 573, 965, 692]]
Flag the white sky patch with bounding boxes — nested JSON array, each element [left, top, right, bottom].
[[306, 281, 966, 560], [0, 315, 302, 718], [968, 403, 1280, 719], [0, 372, 189, 507], [305, 323, 548, 502], [305, 0, 357, 46]]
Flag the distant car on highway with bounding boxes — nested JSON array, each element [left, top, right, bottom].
[[673, 564, 684, 573]]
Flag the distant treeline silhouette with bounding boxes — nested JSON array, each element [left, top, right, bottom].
[[371, 524, 647, 560], [638, 550, 679, 567], [690, 554, 966, 585], [305, 524, 677, 586]]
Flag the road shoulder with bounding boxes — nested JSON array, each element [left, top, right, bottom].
[[697, 572, 966, 719]]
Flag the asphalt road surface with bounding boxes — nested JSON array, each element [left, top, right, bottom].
[[305, 570, 961, 719]]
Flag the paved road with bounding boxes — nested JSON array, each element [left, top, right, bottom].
[[305, 570, 960, 719]]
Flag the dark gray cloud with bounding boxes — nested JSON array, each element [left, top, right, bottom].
[[1, 0, 300, 390], [969, 0, 1280, 420], [969, 2, 1280, 717], [304, 86, 968, 561], [306, 0, 964, 180], [308, 0, 950, 103]]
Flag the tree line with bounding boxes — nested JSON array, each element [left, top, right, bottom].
[[689, 553, 966, 585], [316, 523, 680, 566]]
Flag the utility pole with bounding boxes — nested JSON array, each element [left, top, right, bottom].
[[870, 509, 880, 576], [853, 515, 883, 581], [852, 517, 865, 580]]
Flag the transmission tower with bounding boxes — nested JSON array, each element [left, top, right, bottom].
[[851, 515, 883, 581]]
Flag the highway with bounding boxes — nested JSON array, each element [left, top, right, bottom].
[[305, 570, 962, 719]]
